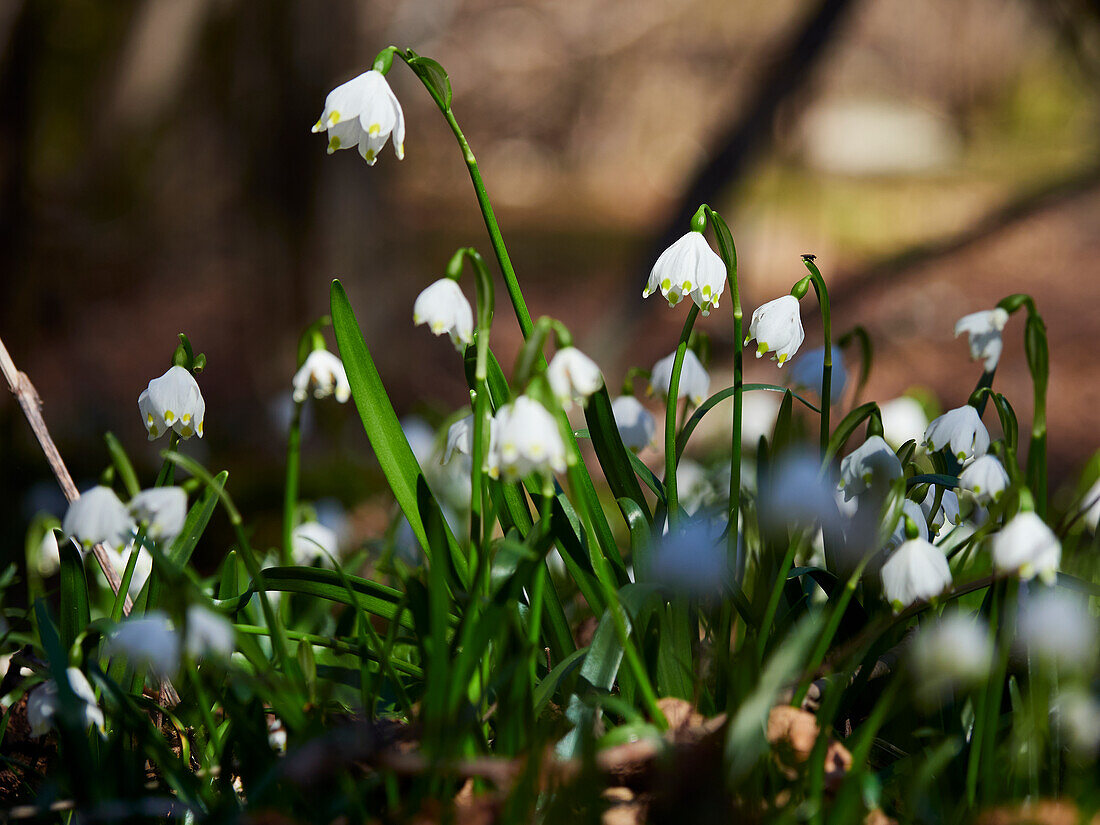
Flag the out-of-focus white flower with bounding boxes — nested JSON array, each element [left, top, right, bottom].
[[676, 459, 717, 516], [885, 499, 929, 551], [63, 486, 134, 550], [1081, 478, 1100, 533], [401, 415, 437, 467], [611, 396, 655, 452], [759, 452, 840, 533], [880, 396, 930, 449], [958, 455, 1010, 505], [650, 349, 710, 406], [1016, 588, 1096, 670], [955, 308, 1009, 372], [139, 366, 205, 440], [413, 279, 474, 351], [443, 414, 475, 464], [128, 487, 188, 543], [185, 605, 234, 660], [881, 538, 952, 611], [788, 345, 847, 405], [292, 349, 350, 404], [910, 614, 993, 706], [745, 295, 804, 367], [642, 231, 726, 315], [37, 529, 61, 577], [547, 347, 603, 409], [649, 518, 729, 596], [292, 521, 339, 566], [107, 543, 153, 599], [839, 436, 902, 500], [268, 716, 288, 753], [920, 488, 961, 539], [740, 391, 781, 448], [992, 512, 1060, 583], [312, 70, 405, 165], [26, 667, 104, 737], [1054, 689, 1100, 757], [925, 405, 989, 465], [104, 612, 180, 678], [488, 396, 566, 481]]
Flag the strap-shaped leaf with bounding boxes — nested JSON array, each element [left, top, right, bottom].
[[58, 535, 90, 653], [676, 384, 819, 459], [404, 50, 452, 110], [584, 386, 651, 523]]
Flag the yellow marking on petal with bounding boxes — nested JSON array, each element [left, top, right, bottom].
[[957, 452, 967, 461], [329, 136, 341, 151], [328, 111, 341, 125], [197, 422, 204, 436], [777, 353, 788, 364], [660, 277, 671, 290], [164, 409, 175, 425], [431, 321, 446, 333], [149, 425, 159, 437], [182, 414, 191, 424], [368, 123, 381, 135], [757, 342, 768, 356], [180, 425, 193, 437], [312, 119, 324, 131], [681, 280, 692, 292], [365, 149, 376, 162], [146, 413, 155, 426]]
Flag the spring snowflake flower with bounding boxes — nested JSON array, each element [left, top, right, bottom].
[[128, 487, 187, 543], [292, 521, 339, 566], [611, 395, 656, 452], [788, 345, 847, 405], [924, 405, 989, 464], [880, 396, 929, 449], [958, 455, 1010, 505], [1016, 588, 1097, 670], [745, 295, 804, 367], [292, 349, 350, 404], [312, 70, 405, 165], [63, 486, 134, 550], [443, 414, 474, 463], [992, 511, 1060, 583], [920, 488, 961, 538], [413, 279, 474, 351], [487, 396, 566, 481], [642, 232, 726, 314], [650, 349, 710, 406], [185, 605, 235, 660], [26, 668, 104, 737], [139, 366, 205, 440], [839, 436, 902, 500], [955, 308, 1009, 372], [885, 499, 929, 551], [104, 611, 181, 678], [106, 543, 153, 599], [881, 538, 952, 611], [910, 614, 993, 705], [547, 347, 603, 409]]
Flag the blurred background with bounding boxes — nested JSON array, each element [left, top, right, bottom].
[[2, 0, 1100, 566]]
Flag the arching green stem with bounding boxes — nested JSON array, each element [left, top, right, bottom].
[[664, 305, 701, 530], [795, 256, 833, 455]]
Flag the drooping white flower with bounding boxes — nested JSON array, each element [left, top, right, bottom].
[[676, 459, 717, 516], [1081, 478, 1100, 533], [185, 605, 235, 660], [884, 499, 929, 551], [880, 538, 952, 611], [788, 345, 847, 405], [547, 347, 603, 409], [1053, 690, 1100, 757], [487, 396, 566, 481], [880, 396, 930, 449], [650, 349, 710, 406], [26, 667, 104, 737], [139, 366, 205, 440], [649, 518, 729, 596], [1016, 588, 1097, 670], [839, 436, 902, 500], [128, 487, 188, 543], [291, 521, 339, 566], [107, 542, 153, 599], [740, 391, 781, 447], [37, 529, 61, 577], [611, 395, 656, 452], [443, 414, 474, 463], [413, 279, 474, 351], [642, 231, 726, 315], [910, 614, 993, 705], [955, 308, 1009, 372], [312, 70, 405, 165], [292, 349, 350, 404], [992, 511, 1060, 583], [920, 488, 962, 538], [958, 455, 1010, 505], [63, 486, 134, 550], [924, 405, 989, 465], [104, 611, 180, 678], [745, 295, 804, 367]]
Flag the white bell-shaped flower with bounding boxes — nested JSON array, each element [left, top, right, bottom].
[[884, 499, 929, 551], [958, 455, 1010, 505], [139, 366, 205, 440], [413, 279, 474, 351], [312, 70, 405, 165], [1053, 690, 1100, 756], [910, 614, 993, 706], [547, 347, 603, 409], [1016, 588, 1097, 670], [104, 611, 181, 678], [128, 487, 188, 543], [291, 521, 339, 566], [745, 295, 804, 367], [642, 231, 726, 315], [925, 405, 989, 465], [184, 605, 235, 660], [839, 436, 902, 500], [955, 308, 1009, 372], [880, 538, 952, 611], [107, 542, 153, 599], [63, 486, 134, 550], [611, 395, 656, 452], [443, 414, 474, 463], [292, 349, 350, 404], [740, 391, 781, 447], [488, 396, 566, 481], [880, 396, 929, 449], [26, 667, 104, 737], [920, 488, 962, 539], [650, 349, 710, 406], [788, 345, 847, 405], [991, 511, 1060, 583]]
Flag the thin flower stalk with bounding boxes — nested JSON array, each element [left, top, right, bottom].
[[796, 255, 833, 454], [663, 305, 701, 530], [283, 400, 303, 567]]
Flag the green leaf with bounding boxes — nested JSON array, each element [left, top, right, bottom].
[[771, 389, 795, 456], [534, 646, 588, 715], [404, 51, 452, 110], [906, 473, 959, 490], [104, 433, 140, 499], [167, 472, 226, 566], [57, 536, 90, 654], [584, 386, 652, 523], [619, 497, 652, 582]]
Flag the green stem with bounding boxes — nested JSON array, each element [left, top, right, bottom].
[[664, 305, 701, 529], [799, 258, 833, 454], [756, 536, 801, 664], [109, 530, 146, 622], [282, 400, 304, 567]]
